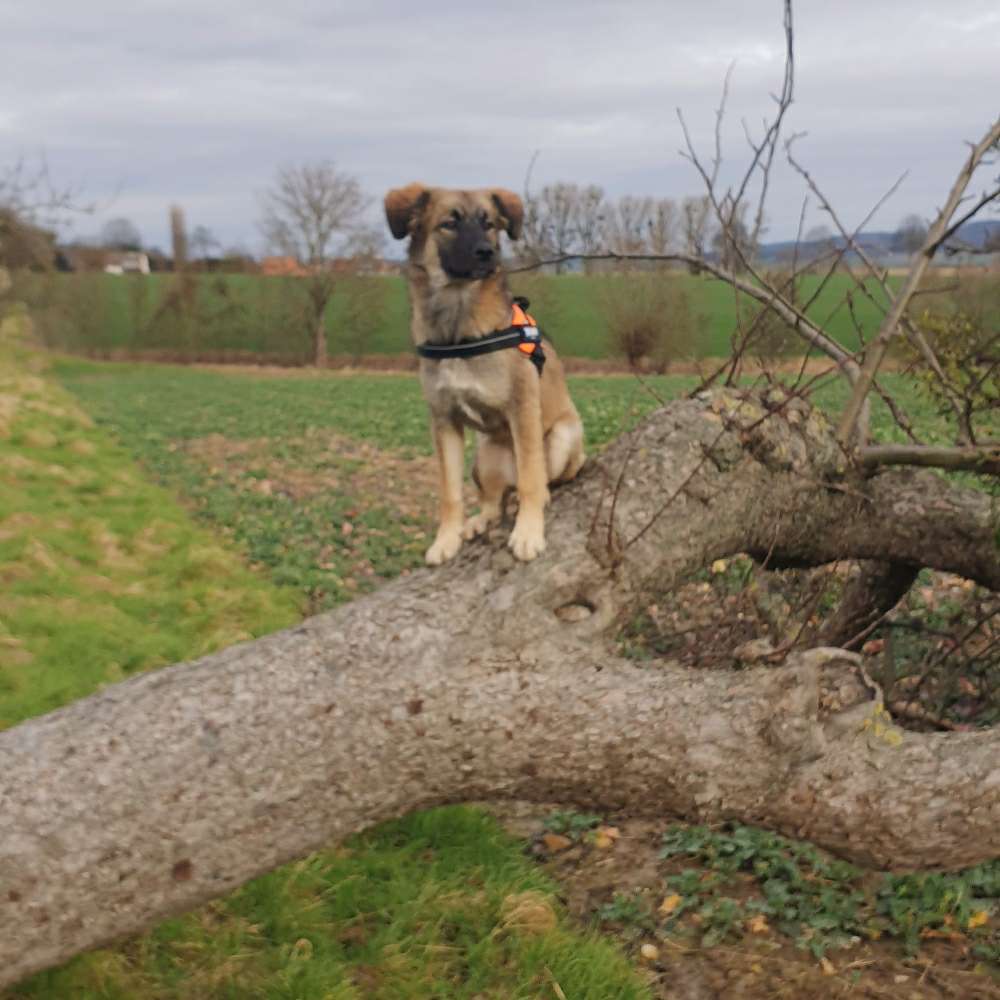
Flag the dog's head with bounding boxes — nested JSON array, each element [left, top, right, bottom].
[[384, 184, 523, 281]]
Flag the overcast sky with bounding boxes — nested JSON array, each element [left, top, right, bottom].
[[3, 0, 998, 255]]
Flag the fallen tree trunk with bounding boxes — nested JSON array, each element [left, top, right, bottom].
[[2, 388, 998, 987]]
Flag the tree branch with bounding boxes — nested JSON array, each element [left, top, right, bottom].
[[860, 443, 1000, 476]]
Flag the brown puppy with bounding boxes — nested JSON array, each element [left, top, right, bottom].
[[384, 183, 584, 564]]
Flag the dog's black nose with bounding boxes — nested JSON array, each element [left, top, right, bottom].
[[475, 243, 495, 262]]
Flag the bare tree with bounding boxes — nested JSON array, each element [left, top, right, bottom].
[[258, 162, 370, 366], [539, 183, 579, 274], [804, 223, 833, 244], [100, 217, 143, 251], [519, 182, 607, 274], [573, 183, 607, 272], [604, 194, 654, 255], [0, 156, 86, 284], [681, 194, 713, 272], [800, 223, 835, 263], [892, 213, 928, 254], [0, 208, 55, 271], [646, 196, 678, 257], [190, 224, 220, 262], [710, 199, 752, 272]]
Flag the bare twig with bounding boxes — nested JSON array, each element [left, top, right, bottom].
[[836, 116, 1000, 447], [787, 144, 973, 441], [930, 185, 1000, 254]]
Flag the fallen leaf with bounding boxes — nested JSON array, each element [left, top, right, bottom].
[[593, 825, 620, 848], [819, 956, 835, 976], [639, 943, 659, 962], [658, 894, 682, 916], [968, 910, 989, 929], [747, 914, 770, 934], [291, 937, 313, 960], [542, 833, 573, 853], [919, 928, 964, 942]]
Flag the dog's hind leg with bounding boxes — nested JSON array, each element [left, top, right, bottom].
[[545, 414, 585, 484], [464, 435, 515, 540]]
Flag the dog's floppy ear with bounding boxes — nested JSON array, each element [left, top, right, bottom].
[[491, 189, 524, 240], [384, 183, 429, 240]]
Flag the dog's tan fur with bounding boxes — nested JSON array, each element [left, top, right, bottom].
[[385, 183, 585, 564]]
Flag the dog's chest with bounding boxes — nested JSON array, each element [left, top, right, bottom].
[[422, 360, 509, 433]]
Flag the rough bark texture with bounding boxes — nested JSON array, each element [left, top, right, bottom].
[[2, 388, 998, 988]]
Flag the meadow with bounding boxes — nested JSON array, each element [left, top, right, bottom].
[[21, 270, 901, 362], [3, 314, 999, 998]]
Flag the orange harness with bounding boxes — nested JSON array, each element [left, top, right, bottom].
[[415, 297, 546, 375]]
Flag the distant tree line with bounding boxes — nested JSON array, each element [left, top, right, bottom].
[[515, 183, 731, 273]]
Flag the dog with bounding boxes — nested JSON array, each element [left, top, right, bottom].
[[384, 183, 585, 564]]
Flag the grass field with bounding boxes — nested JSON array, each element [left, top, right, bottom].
[[4, 323, 999, 998], [24, 270, 903, 362]]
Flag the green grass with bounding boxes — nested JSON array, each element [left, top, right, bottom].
[[16, 808, 649, 1000], [27, 270, 906, 361], [0, 319, 302, 727], [49, 359, 692, 611], [52, 356, 690, 453], [2, 320, 652, 999]]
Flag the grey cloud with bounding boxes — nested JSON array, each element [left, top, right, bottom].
[[2, 0, 996, 251]]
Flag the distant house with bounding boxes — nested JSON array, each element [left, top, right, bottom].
[[104, 251, 151, 275], [260, 255, 308, 277]]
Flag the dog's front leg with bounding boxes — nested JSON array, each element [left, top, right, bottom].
[[426, 418, 466, 565], [507, 396, 549, 562]]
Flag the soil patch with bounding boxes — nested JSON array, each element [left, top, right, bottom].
[[483, 803, 1000, 1000]]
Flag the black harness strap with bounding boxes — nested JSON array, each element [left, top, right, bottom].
[[416, 297, 546, 375]]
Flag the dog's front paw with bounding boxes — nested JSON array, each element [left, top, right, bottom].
[[426, 529, 463, 566], [508, 517, 546, 562]]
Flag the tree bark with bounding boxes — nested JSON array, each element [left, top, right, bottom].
[[1, 388, 998, 988], [313, 314, 327, 368], [816, 561, 919, 649]]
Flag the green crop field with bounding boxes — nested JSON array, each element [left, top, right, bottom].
[[22, 270, 903, 362]]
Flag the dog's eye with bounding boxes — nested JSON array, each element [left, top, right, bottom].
[[483, 219, 496, 230], [438, 218, 458, 231]]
